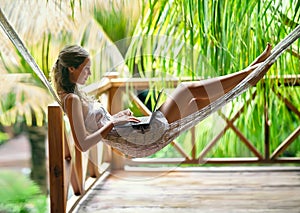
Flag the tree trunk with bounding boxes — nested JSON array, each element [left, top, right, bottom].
[[26, 125, 47, 194]]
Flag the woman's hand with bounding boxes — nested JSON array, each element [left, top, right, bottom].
[[112, 114, 140, 126], [112, 109, 140, 126], [113, 109, 133, 118]]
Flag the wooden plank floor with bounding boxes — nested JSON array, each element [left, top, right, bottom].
[[74, 167, 300, 213]]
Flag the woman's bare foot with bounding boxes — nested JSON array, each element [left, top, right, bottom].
[[249, 43, 272, 67], [241, 43, 273, 85], [247, 44, 274, 85]]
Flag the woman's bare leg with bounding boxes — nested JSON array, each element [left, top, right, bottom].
[[160, 43, 272, 123]]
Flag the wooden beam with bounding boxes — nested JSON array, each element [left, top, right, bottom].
[[73, 148, 84, 195], [191, 127, 196, 159], [198, 91, 256, 160], [83, 75, 300, 98], [88, 146, 101, 178], [48, 104, 67, 213], [222, 115, 263, 160], [171, 141, 191, 160], [127, 157, 300, 165], [108, 86, 126, 170], [264, 88, 270, 159], [197, 126, 229, 160], [274, 89, 300, 118], [271, 125, 300, 159]]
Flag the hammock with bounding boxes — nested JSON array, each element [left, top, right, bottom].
[[1, 9, 299, 157]]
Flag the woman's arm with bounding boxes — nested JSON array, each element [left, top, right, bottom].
[[64, 94, 114, 151], [64, 94, 139, 152]]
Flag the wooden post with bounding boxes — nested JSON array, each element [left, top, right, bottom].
[[88, 146, 101, 178], [106, 73, 126, 170], [48, 104, 67, 213], [191, 127, 196, 160], [74, 148, 84, 195], [264, 86, 270, 160]]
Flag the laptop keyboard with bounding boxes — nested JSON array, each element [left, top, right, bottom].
[[138, 116, 150, 123]]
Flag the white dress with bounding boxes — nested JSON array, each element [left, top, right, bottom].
[[83, 101, 169, 146], [84, 101, 112, 133]]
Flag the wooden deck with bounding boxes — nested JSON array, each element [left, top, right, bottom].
[[73, 167, 300, 213]]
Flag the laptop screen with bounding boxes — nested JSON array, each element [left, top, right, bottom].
[[148, 89, 163, 122]]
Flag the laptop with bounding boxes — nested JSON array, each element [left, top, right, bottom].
[[115, 89, 163, 129], [131, 89, 163, 128]]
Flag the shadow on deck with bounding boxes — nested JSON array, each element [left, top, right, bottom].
[[74, 166, 300, 213]]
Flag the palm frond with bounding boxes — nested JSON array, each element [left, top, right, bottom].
[[0, 74, 52, 126], [92, 0, 144, 58], [127, 0, 300, 158]]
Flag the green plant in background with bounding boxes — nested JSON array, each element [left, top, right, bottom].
[[0, 0, 90, 194], [0, 0, 144, 135], [0, 26, 53, 193], [0, 132, 9, 146], [125, 0, 300, 159], [93, 0, 143, 57], [0, 171, 47, 213], [0, 0, 143, 195]]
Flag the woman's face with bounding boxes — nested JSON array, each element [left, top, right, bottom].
[[69, 57, 91, 85]]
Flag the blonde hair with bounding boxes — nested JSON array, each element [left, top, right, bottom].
[[52, 45, 90, 101]]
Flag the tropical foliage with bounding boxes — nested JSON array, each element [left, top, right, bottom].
[[123, 0, 300, 159], [0, 0, 299, 166], [0, 0, 142, 206], [0, 170, 47, 213]]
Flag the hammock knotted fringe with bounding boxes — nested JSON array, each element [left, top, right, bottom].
[[1, 8, 299, 157]]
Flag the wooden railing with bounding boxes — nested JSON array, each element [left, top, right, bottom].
[[48, 103, 112, 212], [48, 74, 300, 212]]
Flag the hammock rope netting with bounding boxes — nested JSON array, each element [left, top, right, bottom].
[[1, 9, 299, 157]]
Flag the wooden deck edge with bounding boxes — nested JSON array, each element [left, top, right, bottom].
[[67, 171, 111, 212], [126, 157, 300, 165], [123, 165, 300, 173]]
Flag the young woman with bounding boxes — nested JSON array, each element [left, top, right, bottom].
[[52, 44, 272, 152]]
